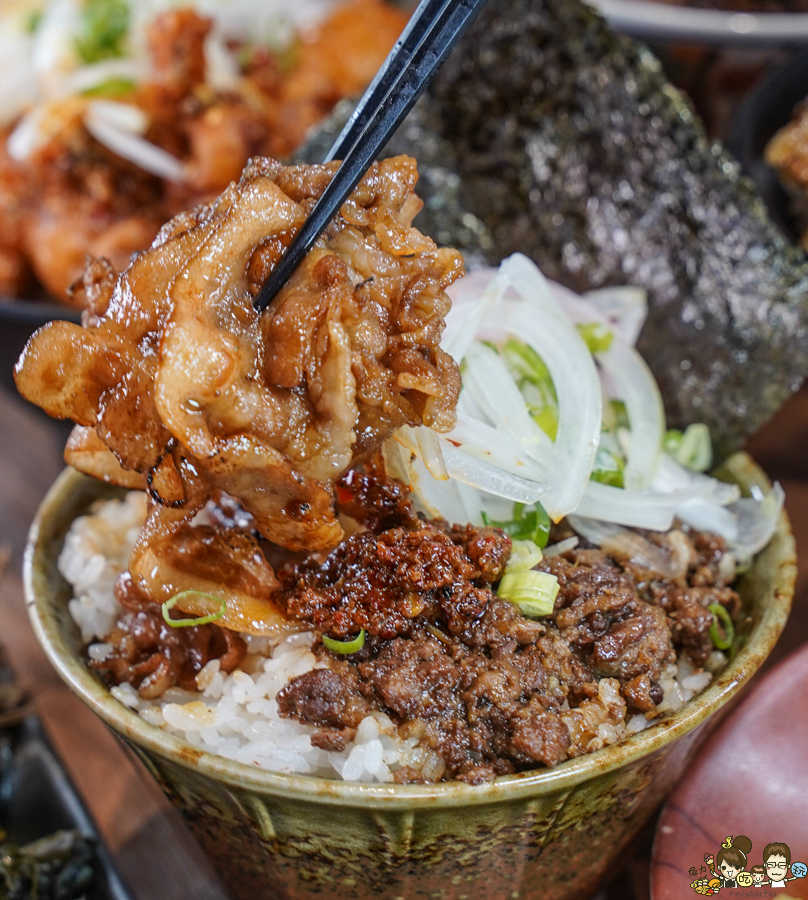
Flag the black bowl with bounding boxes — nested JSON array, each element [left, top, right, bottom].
[[729, 49, 808, 243], [0, 716, 135, 900]]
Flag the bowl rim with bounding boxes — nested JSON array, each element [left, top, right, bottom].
[[590, 0, 808, 44], [24, 459, 795, 808]]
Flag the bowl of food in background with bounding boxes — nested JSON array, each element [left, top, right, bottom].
[[589, 0, 808, 43], [730, 50, 808, 247], [0, 0, 408, 388]]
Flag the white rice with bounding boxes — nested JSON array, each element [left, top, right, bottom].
[[59, 495, 715, 781]]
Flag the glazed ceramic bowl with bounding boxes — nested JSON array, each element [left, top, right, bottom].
[[24, 455, 795, 900]]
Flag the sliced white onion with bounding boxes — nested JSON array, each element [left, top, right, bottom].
[[84, 112, 185, 181], [548, 279, 664, 491], [394, 254, 780, 566], [382, 439, 468, 524], [455, 480, 487, 525], [394, 426, 446, 481], [395, 427, 546, 505], [496, 298, 600, 519], [64, 59, 146, 96], [673, 499, 739, 542], [0, 25, 37, 127], [583, 285, 648, 347], [414, 426, 448, 481], [443, 266, 506, 364], [442, 254, 600, 521], [461, 342, 552, 452], [568, 515, 686, 580], [32, 0, 81, 86], [440, 439, 547, 505], [597, 338, 664, 491], [204, 30, 241, 91], [724, 483, 785, 559], [676, 484, 785, 561], [7, 108, 47, 160], [543, 536, 579, 557], [446, 413, 547, 481], [652, 455, 740, 507], [86, 100, 148, 135], [575, 481, 682, 531]]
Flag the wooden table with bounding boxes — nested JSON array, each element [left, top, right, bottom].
[[0, 378, 806, 900], [0, 385, 229, 900]]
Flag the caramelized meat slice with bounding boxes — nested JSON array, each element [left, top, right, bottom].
[[95, 574, 247, 698], [16, 157, 463, 560], [128, 500, 290, 637]]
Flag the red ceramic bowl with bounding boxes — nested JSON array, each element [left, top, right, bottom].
[[652, 642, 808, 899]]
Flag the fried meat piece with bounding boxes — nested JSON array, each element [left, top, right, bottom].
[[0, 2, 410, 303], [16, 157, 462, 561]]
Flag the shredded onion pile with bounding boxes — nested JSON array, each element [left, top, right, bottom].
[[386, 254, 783, 563]]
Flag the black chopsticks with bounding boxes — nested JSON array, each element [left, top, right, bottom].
[[253, 0, 488, 314], [323, 0, 451, 163]]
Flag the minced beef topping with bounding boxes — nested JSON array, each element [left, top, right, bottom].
[[272, 468, 741, 783]]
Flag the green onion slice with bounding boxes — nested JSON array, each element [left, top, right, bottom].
[[498, 571, 559, 618], [75, 0, 130, 64], [482, 501, 551, 549], [82, 77, 136, 97], [576, 322, 614, 354], [505, 539, 544, 574], [322, 630, 366, 654], [500, 339, 559, 440], [161, 591, 226, 628], [608, 399, 630, 432], [590, 445, 625, 488], [708, 603, 734, 651], [665, 423, 713, 472]]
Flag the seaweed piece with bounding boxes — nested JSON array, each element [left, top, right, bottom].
[[301, 0, 808, 459], [0, 829, 96, 899]]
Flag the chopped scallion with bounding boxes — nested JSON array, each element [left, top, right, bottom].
[[708, 603, 734, 651], [26, 11, 43, 34], [482, 502, 551, 549], [82, 77, 136, 97], [608, 399, 630, 432], [501, 339, 559, 440], [161, 591, 226, 628], [665, 423, 713, 472], [576, 322, 613, 354], [590, 445, 625, 488], [497, 570, 559, 617], [322, 630, 366, 654], [504, 539, 544, 574], [75, 0, 130, 65]]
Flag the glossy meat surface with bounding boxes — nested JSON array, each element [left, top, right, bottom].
[[16, 156, 462, 558]]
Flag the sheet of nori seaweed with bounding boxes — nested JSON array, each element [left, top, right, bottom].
[[0, 717, 135, 900], [301, 0, 808, 460]]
